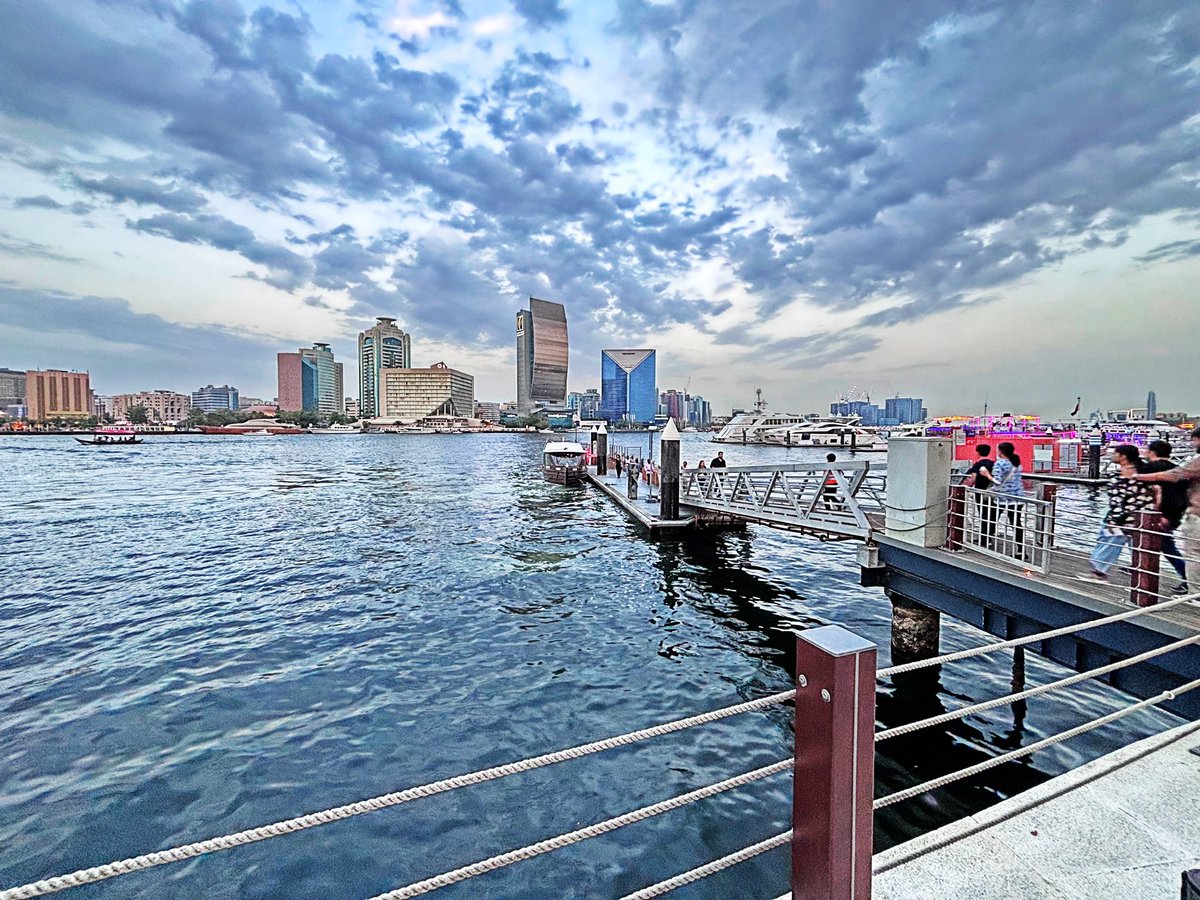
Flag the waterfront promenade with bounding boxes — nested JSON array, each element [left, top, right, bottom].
[[873, 719, 1200, 898]]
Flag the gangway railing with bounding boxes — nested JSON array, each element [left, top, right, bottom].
[[679, 461, 887, 539]]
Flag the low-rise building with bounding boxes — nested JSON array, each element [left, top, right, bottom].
[[381, 362, 474, 421], [345, 398, 361, 419], [474, 401, 501, 422], [192, 384, 239, 411], [111, 390, 191, 424]]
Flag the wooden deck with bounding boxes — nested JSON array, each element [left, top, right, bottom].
[[585, 467, 695, 531]]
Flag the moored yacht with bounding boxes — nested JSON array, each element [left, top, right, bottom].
[[712, 411, 814, 444], [309, 422, 363, 434], [760, 417, 887, 451]]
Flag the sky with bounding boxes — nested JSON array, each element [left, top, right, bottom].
[[1, 0, 1198, 417]]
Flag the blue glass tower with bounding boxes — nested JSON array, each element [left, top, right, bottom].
[[600, 350, 656, 423], [300, 357, 319, 412]]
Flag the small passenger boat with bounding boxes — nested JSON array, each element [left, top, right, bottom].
[[75, 427, 142, 446], [543, 441, 587, 486]]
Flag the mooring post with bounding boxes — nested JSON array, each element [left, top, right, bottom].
[[793, 625, 876, 900], [596, 423, 608, 476], [1087, 436, 1102, 480], [660, 419, 680, 520], [947, 484, 966, 550], [627, 465, 638, 500], [1130, 510, 1162, 607]]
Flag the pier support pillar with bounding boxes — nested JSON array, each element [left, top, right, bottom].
[[793, 625, 876, 900], [596, 424, 608, 476], [889, 593, 941, 663], [659, 420, 680, 520], [885, 437, 954, 548]]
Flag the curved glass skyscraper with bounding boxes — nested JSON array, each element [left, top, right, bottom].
[[516, 298, 568, 414], [600, 349, 656, 424], [359, 317, 412, 418]]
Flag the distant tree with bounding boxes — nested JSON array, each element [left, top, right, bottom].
[[127, 404, 149, 425], [185, 408, 207, 427], [277, 409, 320, 427], [100, 413, 116, 425]]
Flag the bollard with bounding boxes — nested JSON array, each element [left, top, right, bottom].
[[947, 484, 966, 550], [660, 419, 680, 520], [1130, 510, 1162, 607], [596, 424, 608, 476], [1034, 483, 1057, 569], [627, 467, 638, 500], [793, 625, 876, 900], [1088, 441, 1102, 480]]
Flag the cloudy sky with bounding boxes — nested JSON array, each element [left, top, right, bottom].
[[1, 1, 1198, 416]]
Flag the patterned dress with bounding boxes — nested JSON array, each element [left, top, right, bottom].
[[1104, 475, 1156, 531]]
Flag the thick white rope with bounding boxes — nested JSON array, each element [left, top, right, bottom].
[[873, 675, 1200, 809], [0, 691, 795, 900], [368, 759, 794, 899], [878, 591, 1199, 677], [876, 633, 1200, 742], [619, 829, 793, 899]]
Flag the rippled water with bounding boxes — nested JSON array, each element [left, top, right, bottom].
[[0, 434, 1181, 898]]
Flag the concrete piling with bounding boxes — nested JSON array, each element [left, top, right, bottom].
[[889, 593, 941, 662], [660, 419, 680, 520]]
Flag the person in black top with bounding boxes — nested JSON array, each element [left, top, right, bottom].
[[965, 443, 996, 546], [1145, 440, 1188, 593], [710, 451, 727, 468]]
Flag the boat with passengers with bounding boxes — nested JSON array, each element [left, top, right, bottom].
[[74, 426, 142, 446]]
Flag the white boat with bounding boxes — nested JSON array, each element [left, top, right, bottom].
[[309, 422, 363, 434], [761, 417, 888, 451], [392, 425, 436, 434], [243, 429, 275, 436], [542, 441, 587, 486], [711, 411, 814, 444]]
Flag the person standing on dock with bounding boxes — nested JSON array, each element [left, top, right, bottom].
[[710, 451, 727, 468], [1083, 444, 1156, 582], [823, 453, 841, 509], [991, 442, 1026, 555], [615, 454, 623, 479], [1135, 427, 1200, 593], [965, 443, 996, 547], [1144, 440, 1189, 594]]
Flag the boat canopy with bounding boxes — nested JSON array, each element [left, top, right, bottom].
[[544, 441, 586, 456]]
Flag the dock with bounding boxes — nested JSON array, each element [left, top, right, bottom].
[[585, 466, 695, 531], [874, 719, 1200, 898]]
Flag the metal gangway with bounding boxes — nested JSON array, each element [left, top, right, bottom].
[[679, 461, 887, 539]]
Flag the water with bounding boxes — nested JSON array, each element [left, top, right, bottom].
[[0, 434, 1181, 898]]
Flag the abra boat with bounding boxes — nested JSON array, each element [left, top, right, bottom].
[[309, 422, 363, 434], [542, 441, 587, 486], [74, 427, 142, 446]]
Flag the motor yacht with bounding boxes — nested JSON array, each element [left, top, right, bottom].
[[761, 417, 887, 451]]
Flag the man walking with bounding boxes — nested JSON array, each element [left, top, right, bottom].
[[1144, 440, 1189, 593], [1136, 427, 1200, 594], [710, 451, 727, 468]]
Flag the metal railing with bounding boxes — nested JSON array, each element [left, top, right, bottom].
[[679, 461, 886, 539], [948, 484, 1058, 574]]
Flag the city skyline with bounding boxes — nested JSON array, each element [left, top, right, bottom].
[[1, 2, 1198, 415]]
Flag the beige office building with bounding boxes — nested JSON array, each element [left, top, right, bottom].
[[110, 390, 192, 424], [380, 363, 474, 421], [26, 370, 92, 420]]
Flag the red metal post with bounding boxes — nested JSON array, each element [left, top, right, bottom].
[[947, 484, 966, 550], [793, 626, 877, 900], [1130, 510, 1162, 607]]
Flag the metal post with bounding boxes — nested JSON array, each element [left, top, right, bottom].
[[660, 419, 680, 520], [793, 625, 876, 900], [1131, 510, 1162, 607], [596, 424, 608, 476], [947, 485, 966, 550], [1088, 439, 1102, 480], [648, 425, 657, 464], [1035, 483, 1057, 572]]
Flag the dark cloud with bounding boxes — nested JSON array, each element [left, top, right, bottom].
[[1136, 238, 1200, 266], [512, 0, 568, 29], [13, 195, 94, 215], [127, 212, 312, 290], [71, 175, 207, 212]]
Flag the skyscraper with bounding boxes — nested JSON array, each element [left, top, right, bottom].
[[359, 317, 411, 418], [600, 350, 657, 423], [1147, 391, 1158, 419], [299, 343, 342, 415], [516, 298, 568, 414], [277, 352, 318, 412]]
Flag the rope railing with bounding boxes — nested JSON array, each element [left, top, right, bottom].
[[876, 633, 1200, 742], [0, 690, 795, 900], [874, 676, 1200, 810], [877, 590, 1199, 677], [619, 829, 793, 899], [368, 759, 794, 899]]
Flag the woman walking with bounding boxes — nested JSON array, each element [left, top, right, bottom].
[[1083, 444, 1157, 581], [991, 442, 1026, 555]]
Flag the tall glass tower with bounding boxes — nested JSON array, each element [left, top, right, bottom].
[[359, 317, 412, 418], [600, 350, 656, 423], [299, 343, 342, 415], [516, 298, 568, 414]]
